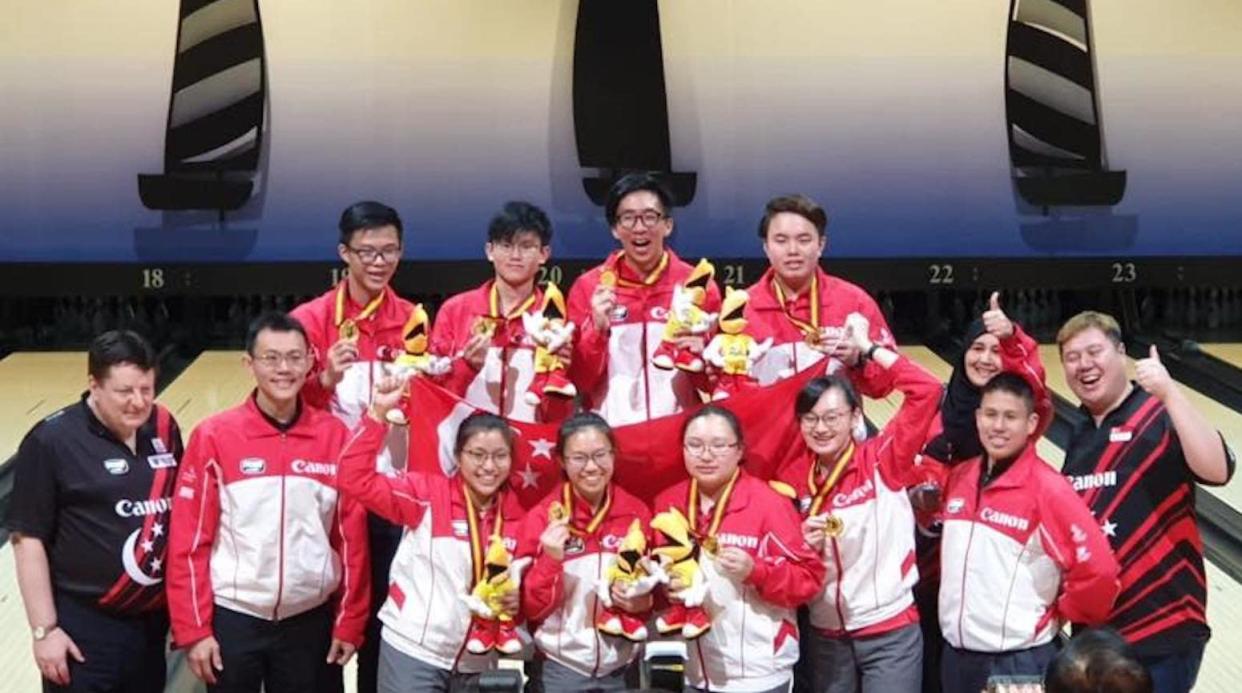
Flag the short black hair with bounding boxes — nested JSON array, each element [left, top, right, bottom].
[[454, 412, 515, 456], [604, 172, 673, 226], [980, 372, 1035, 413], [88, 330, 156, 382], [557, 411, 616, 459], [245, 312, 309, 355], [681, 405, 744, 447], [758, 193, 829, 240], [1045, 628, 1152, 693], [487, 201, 552, 245], [339, 200, 403, 246], [795, 375, 861, 417]]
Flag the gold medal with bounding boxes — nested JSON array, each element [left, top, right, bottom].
[[803, 327, 823, 348], [701, 536, 719, 555], [548, 501, 568, 522], [600, 269, 617, 288], [339, 319, 359, 342], [824, 514, 845, 537], [472, 316, 498, 338]]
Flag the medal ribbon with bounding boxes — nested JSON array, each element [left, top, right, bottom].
[[463, 484, 505, 588], [687, 467, 740, 545], [334, 281, 386, 329], [771, 273, 820, 343], [612, 251, 670, 287], [807, 442, 855, 517], [561, 482, 612, 538], [488, 282, 539, 320]]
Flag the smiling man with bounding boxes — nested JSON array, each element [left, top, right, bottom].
[[166, 313, 369, 693], [5, 330, 182, 693], [1058, 311, 1235, 693]]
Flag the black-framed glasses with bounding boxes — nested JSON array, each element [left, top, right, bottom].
[[348, 245, 402, 264], [799, 409, 853, 428], [491, 240, 544, 256], [564, 449, 615, 467], [462, 448, 511, 465], [615, 210, 666, 230], [683, 440, 739, 457]]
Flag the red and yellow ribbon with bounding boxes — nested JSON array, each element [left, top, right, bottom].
[[463, 485, 505, 588], [334, 282, 386, 332], [771, 273, 821, 344], [561, 482, 612, 538], [687, 467, 741, 552], [807, 443, 855, 517]]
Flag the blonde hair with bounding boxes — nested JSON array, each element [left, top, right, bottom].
[[1056, 311, 1123, 352]]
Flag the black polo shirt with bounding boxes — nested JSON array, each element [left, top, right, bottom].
[[1063, 384, 1235, 656], [3, 394, 183, 614]]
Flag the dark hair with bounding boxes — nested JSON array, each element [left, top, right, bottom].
[[557, 411, 616, 458], [681, 405, 744, 447], [245, 312, 309, 355], [795, 375, 861, 417], [88, 330, 156, 382], [604, 172, 674, 226], [757, 194, 829, 239], [488, 201, 552, 246], [338, 200, 403, 246], [454, 412, 515, 456], [1045, 628, 1152, 693], [980, 372, 1035, 414]]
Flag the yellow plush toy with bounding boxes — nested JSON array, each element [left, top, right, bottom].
[[385, 304, 451, 425], [703, 287, 773, 400], [463, 536, 522, 655], [650, 508, 711, 639], [596, 518, 660, 641], [521, 282, 577, 405], [652, 259, 716, 372]]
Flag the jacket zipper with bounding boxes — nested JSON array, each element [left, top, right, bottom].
[[273, 432, 288, 621], [590, 551, 602, 677], [498, 343, 509, 416], [830, 537, 846, 629], [640, 298, 652, 420]]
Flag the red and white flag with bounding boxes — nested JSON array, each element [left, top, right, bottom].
[[402, 365, 826, 507]]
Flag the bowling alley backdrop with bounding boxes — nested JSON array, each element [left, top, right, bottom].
[[1, 0, 1240, 292]]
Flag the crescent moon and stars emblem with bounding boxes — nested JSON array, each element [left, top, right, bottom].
[[121, 525, 164, 587]]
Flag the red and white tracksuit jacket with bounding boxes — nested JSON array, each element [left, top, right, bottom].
[[653, 473, 826, 693], [517, 484, 652, 678], [938, 445, 1120, 653], [166, 397, 370, 648], [567, 250, 722, 425], [338, 417, 526, 673], [292, 285, 416, 474], [431, 281, 569, 423], [743, 267, 896, 398], [773, 356, 942, 636]]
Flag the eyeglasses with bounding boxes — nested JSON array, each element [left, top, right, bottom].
[[461, 448, 511, 465], [348, 245, 402, 264], [799, 409, 853, 428], [564, 449, 615, 467], [683, 440, 739, 458], [492, 240, 544, 257], [253, 351, 308, 369], [615, 210, 666, 230]]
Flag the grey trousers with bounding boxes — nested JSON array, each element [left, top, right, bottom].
[[688, 682, 790, 693], [541, 657, 633, 693], [808, 622, 923, 693], [377, 640, 481, 693]]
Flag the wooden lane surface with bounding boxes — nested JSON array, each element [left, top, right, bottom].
[[0, 353, 88, 460], [1201, 343, 1242, 368], [157, 352, 251, 434]]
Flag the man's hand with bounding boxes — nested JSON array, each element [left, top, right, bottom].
[[460, 332, 490, 371], [34, 627, 84, 686], [187, 636, 224, 685], [1135, 345, 1174, 401], [715, 546, 755, 583], [500, 589, 521, 618], [590, 284, 616, 333], [540, 521, 570, 562], [982, 292, 1015, 340], [326, 638, 356, 666], [320, 340, 359, 389], [369, 374, 406, 422], [610, 582, 653, 614], [802, 514, 827, 552]]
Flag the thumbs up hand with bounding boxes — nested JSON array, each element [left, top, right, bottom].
[[1135, 344, 1174, 401], [981, 291, 1015, 340]]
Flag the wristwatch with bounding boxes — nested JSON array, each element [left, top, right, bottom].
[[862, 343, 881, 363], [32, 623, 57, 641]]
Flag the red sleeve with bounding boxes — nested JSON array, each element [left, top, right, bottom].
[[1038, 475, 1121, 626], [516, 507, 564, 623], [744, 489, 826, 609], [329, 486, 371, 646], [292, 299, 334, 410], [1000, 324, 1052, 439], [166, 426, 222, 648], [338, 417, 432, 527], [849, 297, 898, 399], [874, 357, 945, 489], [431, 298, 479, 396], [567, 276, 609, 398]]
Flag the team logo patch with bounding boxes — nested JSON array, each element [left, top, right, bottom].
[[1109, 427, 1133, 443], [152, 438, 167, 454], [945, 498, 965, 514], [452, 520, 468, 538], [103, 458, 129, 475], [147, 453, 177, 469], [240, 458, 266, 475], [601, 534, 621, 551], [565, 537, 586, 555], [649, 306, 668, 321]]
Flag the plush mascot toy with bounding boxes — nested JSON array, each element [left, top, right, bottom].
[[595, 518, 661, 641], [649, 508, 711, 639], [521, 282, 576, 405], [462, 536, 524, 655], [652, 259, 716, 372], [703, 287, 773, 400], [384, 304, 451, 425]]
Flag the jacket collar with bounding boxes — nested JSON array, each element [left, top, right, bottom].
[[747, 266, 830, 312], [977, 443, 1040, 491], [242, 391, 308, 437]]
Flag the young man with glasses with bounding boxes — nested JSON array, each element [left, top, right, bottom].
[[6, 330, 182, 692], [567, 172, 721, 424], [290, 200, 419, 693], [430, 201, 569, 422], [167, 312, 370, 693]]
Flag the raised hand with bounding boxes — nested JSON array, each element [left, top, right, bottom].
[[1135, 344, 1174, 401], [369, 374, 406, 422], [981, 291, 1015, 340]]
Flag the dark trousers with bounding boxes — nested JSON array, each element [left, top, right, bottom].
[[209, 603, 336, 693], [940, 641, 1056, 693], [1138, 641, 1206, 693], [44, 594, 168, 693], [356, 512, 405, 693]]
